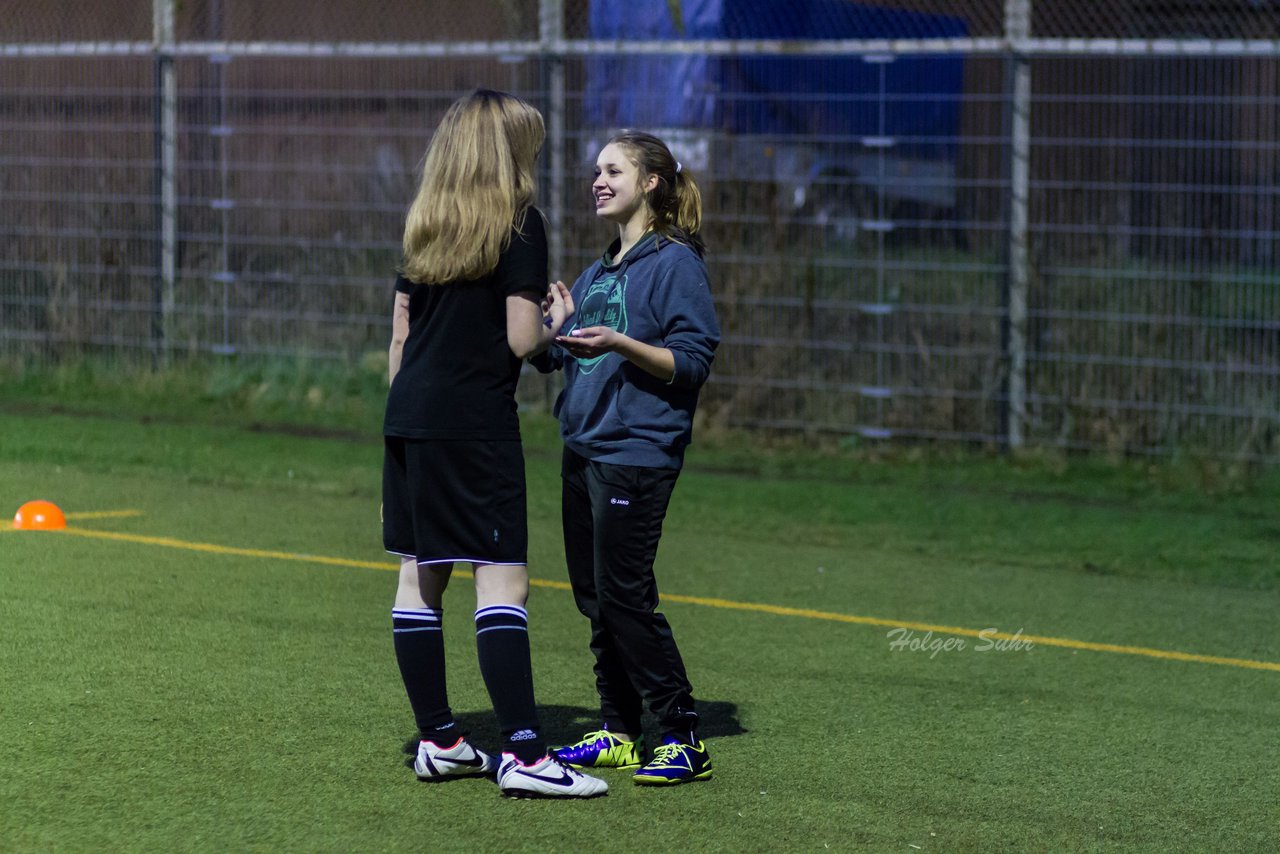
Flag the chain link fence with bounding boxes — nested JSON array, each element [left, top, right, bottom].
[[3, 0, 1279, 458]]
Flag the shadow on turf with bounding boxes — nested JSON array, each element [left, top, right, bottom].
[[401, 700, 746, 769]]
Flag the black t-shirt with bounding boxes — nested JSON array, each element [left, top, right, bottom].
[[383, 209, 547, 440]]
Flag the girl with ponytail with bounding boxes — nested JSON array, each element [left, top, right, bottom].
[[532, 130, 721, 786]]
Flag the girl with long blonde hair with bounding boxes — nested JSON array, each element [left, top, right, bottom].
[[382, 89, 605, 799]]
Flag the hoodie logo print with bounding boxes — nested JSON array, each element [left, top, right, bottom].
[[574, 272, 627, 375]]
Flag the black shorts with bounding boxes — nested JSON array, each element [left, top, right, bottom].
[[382, 436, 528, 566]]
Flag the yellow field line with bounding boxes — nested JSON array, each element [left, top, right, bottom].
[[65, 509, 145, 520], [4, 509, 145, 531], [657, 592, 1280, 673], [37, 525, 1280, 674], [57, 527, 394, 571]]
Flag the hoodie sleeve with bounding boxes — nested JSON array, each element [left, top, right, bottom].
[[528, 345, 564, 374], [653, 253, 721, 389]]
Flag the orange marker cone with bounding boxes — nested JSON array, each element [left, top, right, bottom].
[[13, 500, 67, 530]]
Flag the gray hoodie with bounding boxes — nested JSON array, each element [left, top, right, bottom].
[[535, 232, 720, 469]]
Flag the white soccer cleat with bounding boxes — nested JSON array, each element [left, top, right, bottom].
[[414, 737, 499, 780], [497, 752, 609, 799]]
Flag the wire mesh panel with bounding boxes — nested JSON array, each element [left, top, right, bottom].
[[173, 0, 541, 41], [168, 55, 543, 360], [0, 0, 154, 359], [0, 2, 152, 41], [1031, 0, 1280, 40], [0, 55, 159, 356], [1026, 55, 1280, 457], [563, 0, 1010, 442], [563, 54, 1009, 442]]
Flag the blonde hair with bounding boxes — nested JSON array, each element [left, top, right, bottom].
[[401, 89, 545, 284], [609, 130, 705, 255]]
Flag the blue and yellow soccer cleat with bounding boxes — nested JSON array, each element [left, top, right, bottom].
[[633, 737, 713, 785], [552, 729, 644, 770]]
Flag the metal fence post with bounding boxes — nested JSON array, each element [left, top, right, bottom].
[[152, 0, 177, 366], [540, 0, 566, 282], [1004, 0, 1031, 449], [539, 0, 566, 411]]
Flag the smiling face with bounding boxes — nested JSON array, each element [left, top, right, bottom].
[[593, 142, 658, 230]]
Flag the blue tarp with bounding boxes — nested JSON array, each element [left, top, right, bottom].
[[585, 0, 966, 156]]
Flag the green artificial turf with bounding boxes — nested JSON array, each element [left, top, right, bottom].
[[1, 406, 1278, 852]]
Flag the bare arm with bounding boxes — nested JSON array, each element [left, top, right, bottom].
[[506, 281, 575, 360], [388, 290, 410, 385]]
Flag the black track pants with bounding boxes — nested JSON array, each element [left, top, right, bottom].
[[560, 447, 698, 740]]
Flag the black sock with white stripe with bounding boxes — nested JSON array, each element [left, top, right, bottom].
[[392, 607, 458, 742], [475, 604, 545, 764]]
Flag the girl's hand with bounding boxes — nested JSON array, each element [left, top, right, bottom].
[[557, 325, 675, 380], [543, 280, 574, 330], [556, 325, 622, 359]]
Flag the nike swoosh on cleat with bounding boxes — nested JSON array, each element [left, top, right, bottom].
[[445, 755, 487, 768], [514, 769, 577, 786]]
